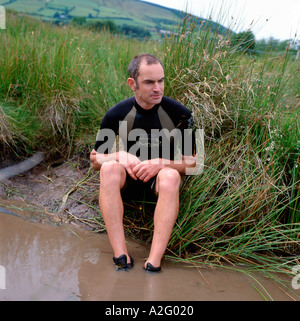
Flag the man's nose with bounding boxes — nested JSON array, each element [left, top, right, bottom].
[[153, 82, 160, 91]]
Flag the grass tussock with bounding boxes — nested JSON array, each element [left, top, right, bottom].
[[0, 11, 148, 158], [0, 11, 299, 284]]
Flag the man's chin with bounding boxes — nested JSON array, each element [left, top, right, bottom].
[[151, 96, 162, 103]]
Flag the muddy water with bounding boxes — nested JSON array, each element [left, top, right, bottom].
[[0, 199, 296, 301]]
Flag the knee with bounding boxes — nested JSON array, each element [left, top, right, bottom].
[[100, 161, 123, 187], [157, 168, 181, 194]]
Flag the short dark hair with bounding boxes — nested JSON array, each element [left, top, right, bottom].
[[128, 53, 163, 82]]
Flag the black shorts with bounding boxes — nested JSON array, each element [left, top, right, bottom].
[[121, 173, 158, 203]]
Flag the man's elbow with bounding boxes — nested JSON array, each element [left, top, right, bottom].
[[184, 154, 204, 176], [90, 150, 101, 171], [183, 155, 197, 168], [91, 161, 100, 171]]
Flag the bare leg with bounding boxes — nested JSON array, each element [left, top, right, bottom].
[[99, 161, 131, 263], [145, 168, 181, 268]]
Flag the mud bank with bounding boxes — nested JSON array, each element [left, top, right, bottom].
[[0, 159, 100, 228]]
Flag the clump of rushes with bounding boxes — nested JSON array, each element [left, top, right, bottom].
[[0, 104, 17, 154], [0, 11, 148, 157], [158, 14, 299, 283], [0, 105, 13, 144]]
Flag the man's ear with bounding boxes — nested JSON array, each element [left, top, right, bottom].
[[127, 77, 136, 92]]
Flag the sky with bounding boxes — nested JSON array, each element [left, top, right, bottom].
[[142, 0, 299, 41]]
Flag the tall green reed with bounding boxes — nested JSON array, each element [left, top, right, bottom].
[[0, 11, 149, 157], [155, 14, 299, 272]]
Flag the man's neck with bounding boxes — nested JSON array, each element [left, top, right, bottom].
[[134, 96, 162, 110]]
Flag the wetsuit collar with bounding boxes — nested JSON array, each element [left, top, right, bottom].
[[133, 97, 161, 113]]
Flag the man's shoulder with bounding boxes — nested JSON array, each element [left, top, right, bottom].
[[100, 97, 135, 129], [161, 96, 191, 116], [102, 97, 135, 120], [160, 96, 194, 129], [107, 97, 135, 114]]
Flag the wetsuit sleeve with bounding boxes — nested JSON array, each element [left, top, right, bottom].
[[94, 113, 118, 154], [93, 97, 135, 154], [178, 113, 196, 157], [159, 97, 196, 157]]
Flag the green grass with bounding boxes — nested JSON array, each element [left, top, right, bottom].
[[0, 11, 299, 293], [0, 11, 150, 157]]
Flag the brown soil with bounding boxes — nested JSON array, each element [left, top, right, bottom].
[[0, 157, 102, 229]]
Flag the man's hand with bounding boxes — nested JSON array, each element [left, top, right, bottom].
[[117, 151, 141, 180], [132, 159, 164, 183], [91, 149, 141, 180]]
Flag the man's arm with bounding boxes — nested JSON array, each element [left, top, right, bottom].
[[132, 154, 198, 183], [90, 149, 141, 180]]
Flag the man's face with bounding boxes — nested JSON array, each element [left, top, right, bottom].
[[128, 61, 165, 110]]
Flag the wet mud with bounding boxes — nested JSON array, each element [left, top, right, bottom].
[[0, 200, 297, 301]]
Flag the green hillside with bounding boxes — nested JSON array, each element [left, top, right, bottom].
[[1, 0, 181, 28], [0, 0, 229, 36]]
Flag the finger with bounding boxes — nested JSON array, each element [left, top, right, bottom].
[[126, 167, 138, 180], [132, 163, 142, 172], [129, 172, 138, 180], [143, 176, 150, 183], [133, 168, 144, 179], [135, 167, 147, 179], [138, 170, 152, 182]]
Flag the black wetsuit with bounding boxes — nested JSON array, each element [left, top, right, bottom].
[[94, 96, 195, 200], [94, 96, 195, 159]]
